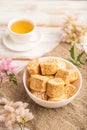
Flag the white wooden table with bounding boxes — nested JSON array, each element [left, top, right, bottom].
[[0, 0, 87, 60], [0, 1, 87, 130]]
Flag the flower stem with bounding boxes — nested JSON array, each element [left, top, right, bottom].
[[20, 125, 24, 130], [17, 122, 24, 130]]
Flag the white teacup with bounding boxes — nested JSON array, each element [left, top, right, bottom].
[[8, 18, 37, 44]]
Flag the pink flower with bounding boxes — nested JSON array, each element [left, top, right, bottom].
[[4, 105, 15, 113], [0, 58, 16, 74], [0, 98, 34, 130], [62, 16, 87, 44], [0, 58, 18, 85]]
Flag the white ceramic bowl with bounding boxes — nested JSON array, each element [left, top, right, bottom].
[[23, 57, 82, 108]]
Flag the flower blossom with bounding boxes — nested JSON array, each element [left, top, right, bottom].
[[62, 16, 87, 44], [0, 98, 34, 130], [0, 58, 17, 85]]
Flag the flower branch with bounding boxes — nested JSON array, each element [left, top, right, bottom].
[[62, 16, 87, 66], [0, 58, 18, 86], [0, 98, 34, 130]]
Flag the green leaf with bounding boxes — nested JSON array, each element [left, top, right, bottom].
[[9, 73, 18, 86], [67, 59, 80, 66], [12, 79, 18, 86], [69, 45, 75, 60], [77, 51, 85, 64], [85, 59, 87, 63]]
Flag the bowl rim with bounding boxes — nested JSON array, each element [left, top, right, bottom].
[[23, 56, 82, 104]]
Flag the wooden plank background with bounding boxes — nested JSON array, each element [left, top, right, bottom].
[[0, 0, 87, 59], [0, 0, 87, 27]]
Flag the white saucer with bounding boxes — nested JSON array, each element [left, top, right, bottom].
[[3, 30, 41, 52]]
